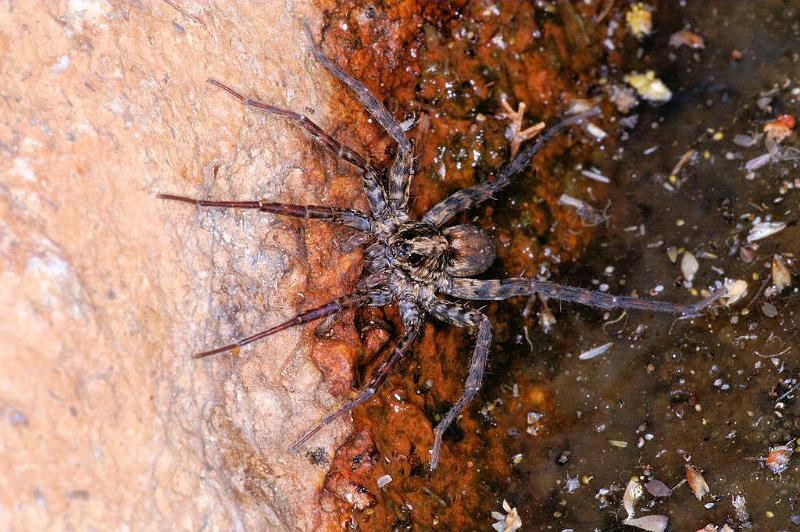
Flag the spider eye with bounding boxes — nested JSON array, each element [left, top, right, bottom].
[[407, 253, 424, 266], [393, 242, 410, 258]]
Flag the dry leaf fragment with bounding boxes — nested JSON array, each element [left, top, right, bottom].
[[625, 71, 673, 103], [626, 3, 653, 39], [669, 30, 705, 49], [645, 479, 673, 497], [623, 515, 669, 532], [747, 221, 787, 242], [686, 464, 710, 500], [764, 114, 796, 143], [772, 255, 792, 290], [623, 476, 644, 518], [765, 445, 792, 474], [681, 251, 699, 282]]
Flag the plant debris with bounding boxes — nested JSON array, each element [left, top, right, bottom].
[[625, 71, 673, 103], [491, 500, 522, 532], [685, 464, 710, 500], [747, 221, 787, 243], [626, 3, 653, 40], [669, 29, 705, 49], [579, 342, 614, 360], [623, 515, 669, 532]]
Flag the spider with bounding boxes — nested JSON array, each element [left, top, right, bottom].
[[160, 25, 721, 471]]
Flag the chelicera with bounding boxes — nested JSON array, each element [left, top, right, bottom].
[[160, 25, 720, 471]]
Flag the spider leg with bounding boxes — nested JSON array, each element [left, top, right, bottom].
[[193, 292, 376, 359], [423, 298, 492, 471], [208, 79, 369, 170], [302, 23, 411, 153], [444, 278, 724, 316], [289, 302, 422, 452], [423, 108, 599, 227], [302, 22, 414, 215], [206, 79, 388, 216], [157, 193, 372, 231]]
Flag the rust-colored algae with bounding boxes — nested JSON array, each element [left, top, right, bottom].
[[309, 0, 619, 528]]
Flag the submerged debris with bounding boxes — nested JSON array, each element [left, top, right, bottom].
[[645, 479, 673, 497], [685, 464, 710, 500], [764, 445, 792, 474], [622, 476, 644, 518], [491, 500, 522, 532], [771, 255, 792, 290], [625, 71, 672, 103], [681, 251, 699, 282], [626, 3, 653, 40], [558, 194, 608, 226], [623, 515, 669, 532], [747, 221, 787, 243], [669, 30, 705, 49], [722, 279, 748, 305], [578, 342, 614, 360]]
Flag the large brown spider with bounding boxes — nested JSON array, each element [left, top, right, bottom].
[[160, 26, 720, 471]]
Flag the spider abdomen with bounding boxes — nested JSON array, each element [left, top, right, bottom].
[[442, 224, 496, 277]]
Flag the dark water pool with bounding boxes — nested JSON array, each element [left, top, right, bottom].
[[488, 1, 800, 530]]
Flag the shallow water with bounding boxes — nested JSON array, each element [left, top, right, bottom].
[[488, 1, 800, 529]]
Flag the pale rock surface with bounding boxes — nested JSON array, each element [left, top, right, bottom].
[[0, 1, 365, 529]]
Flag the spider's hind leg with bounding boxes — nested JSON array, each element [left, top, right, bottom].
[[191, 291, 375, 359], [423, 298, 493, 471], [290, 303, 422, 452]]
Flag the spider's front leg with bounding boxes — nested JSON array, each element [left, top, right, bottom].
[[423, 108, 599, 227], [423, 298, 493, 471], [302, 22, 414, 214], [158, 193, 373, 231], [445, 278, 723, 315], [204, 78, 388, 217]]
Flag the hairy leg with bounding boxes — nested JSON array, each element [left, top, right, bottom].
[[423, 298, 492, 471], [289, 302, 422, 452], [302, 22, 414, 215], [444, 278, 723, 316], [192, 292, 374, 359], [207, 79, 388, 216], [158, 193, 373, 231], [423, 108, 599, 227]]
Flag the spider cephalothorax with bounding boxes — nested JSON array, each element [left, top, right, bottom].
[[160, 24, 720, 471]]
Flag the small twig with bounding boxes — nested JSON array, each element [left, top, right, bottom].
[[159, 0, 206, 27], [777, 381, 800, 402], [595, 0, 616, 23], [669, 149, 696, 180]]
